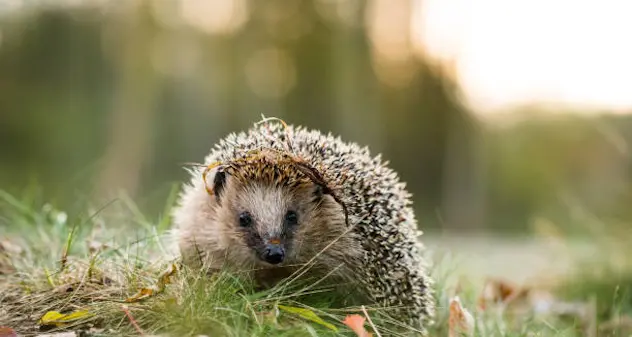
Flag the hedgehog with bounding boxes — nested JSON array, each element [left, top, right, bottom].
[[172, 118, 434, 331]]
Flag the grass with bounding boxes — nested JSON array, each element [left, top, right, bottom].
[[1, 190, 631, 337]]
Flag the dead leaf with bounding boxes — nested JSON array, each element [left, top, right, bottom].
[[342, 314, 372, 337], [449, 296, 474, 337], [125, 287, 155, 302], [156, 263, 178, 291], [38, 310, 93, 328], [278, 305, 338, 332], [478, 278, 596, 334], [0, 326, 17, 337], [478, 278, 528, 310], [125, 263, 178, 302]]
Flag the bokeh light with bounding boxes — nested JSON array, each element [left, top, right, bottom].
[[414, 0, 632, 115], [245, 47, 297, 99], [1, 0, 631, 236], [180, 0, 249, 36], [366, 0, 418, 88]]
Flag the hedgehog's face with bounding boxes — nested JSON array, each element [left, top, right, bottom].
[[210, 170, 334, 267]]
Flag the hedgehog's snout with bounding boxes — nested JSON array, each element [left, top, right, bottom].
[[261, 240, 285, 265]]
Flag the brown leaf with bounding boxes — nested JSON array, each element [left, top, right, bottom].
[[478, 278, 595, 334], [125, 287, 155, 303], [125, 263, 178, 302], [156, 263, 178, 291], [449, 296, 474, 337], [342, 314, 372, 337], [0, 326, 17, 337], [478, 278, 528, 310]]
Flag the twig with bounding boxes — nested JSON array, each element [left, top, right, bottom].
[[122, 305, 145, 336], [361, 305, 382, 337]]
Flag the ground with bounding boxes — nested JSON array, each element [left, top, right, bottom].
[[1, 190, 631, 337]]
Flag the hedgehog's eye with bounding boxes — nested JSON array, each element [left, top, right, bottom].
[[284, 210, 298, 226], [239, 212, 253, 228]]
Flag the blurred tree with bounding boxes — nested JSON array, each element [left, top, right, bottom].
[[1, 0, 631, 235], [96, 1, 162, 202], [0, 7, 111, 207]]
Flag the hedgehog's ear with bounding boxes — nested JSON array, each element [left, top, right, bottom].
[[214, 171, 227, 201], [205, 170, 227, 204], [312, 183, 325, 200]]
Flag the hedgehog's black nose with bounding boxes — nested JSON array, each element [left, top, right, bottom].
[[262, 244, 285, 264]]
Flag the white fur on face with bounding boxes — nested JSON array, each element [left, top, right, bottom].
[[237, 184, 290, 241]]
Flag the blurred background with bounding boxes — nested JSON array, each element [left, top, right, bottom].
[[1, 0, 631, 238]]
